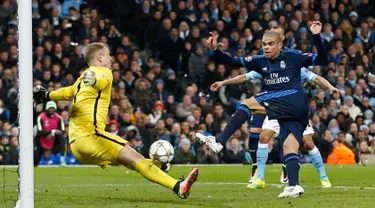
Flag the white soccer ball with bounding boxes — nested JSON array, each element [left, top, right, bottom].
[[149, 140, 174, 163]]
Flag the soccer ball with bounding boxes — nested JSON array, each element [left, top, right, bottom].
[[149, 140, 174, 163]]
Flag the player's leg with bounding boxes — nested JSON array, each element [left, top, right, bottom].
[[249, 131, 260, 182], [278, 121, 305, 198], [196, 96, 266, 152], [248, 115, 266, 183], [117, 145, 198, 199], [216, 97, 262, 145], [147, 158, 172, 172], [258, 117, 279, 180], [247, 130, 273, 189], [248, 116, 278, 188], [97, 132, 199, 199], [279, 149, 288, 184], [278, 133, 304, 198], [303, 133, 331, 188]]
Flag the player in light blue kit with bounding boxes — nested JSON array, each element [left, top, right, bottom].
[[210, 67, 337, 189]]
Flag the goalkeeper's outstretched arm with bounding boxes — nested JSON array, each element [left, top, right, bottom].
[[49, 75, 82, 101], [33, 78, 81, 104], [49, 85, 76, 101]]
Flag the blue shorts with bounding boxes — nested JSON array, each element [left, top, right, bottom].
[[277, 118, 308, 145], [250, 114, 266, 129], [255, 89, 308, 121]]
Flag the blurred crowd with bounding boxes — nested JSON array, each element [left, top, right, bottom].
[[0, 0, 374, 165]]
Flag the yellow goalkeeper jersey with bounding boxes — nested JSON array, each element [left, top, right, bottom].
[[49, 66, 113, 141]]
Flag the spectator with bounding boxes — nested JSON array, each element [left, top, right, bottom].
[[131, 78, 151, 108], [197, 144, 219, 164], [107, 119, 125, 137], [225, 137, 249, 164], [175, 95, 197, 121], [39, 149, 57, 165], [363, 110, 374, 125], [130, 136, 147, 158], [0, 0, 371, 166], [173, 138, 195, 164], [35, 101, 66, 166], [327, 138, 356, 165], [213, 103, 229, 126], [344, 96, 362, 120], [65, 144, 79, 165], [154, 79, 168, 102], [149, 101, 164, 125], [188, 46, 208, 86]]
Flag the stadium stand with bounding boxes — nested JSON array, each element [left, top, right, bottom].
[[0, 0, 374, 165]]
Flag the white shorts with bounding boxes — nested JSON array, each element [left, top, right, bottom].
[[262, 116, 280, 137], [262, 117, 315, 137], [303, 120, 315, 136]]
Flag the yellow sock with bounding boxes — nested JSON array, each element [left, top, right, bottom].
[[146, 159, 162, 169], [125, 159, 159, 171], [135, 159, 178, 190]]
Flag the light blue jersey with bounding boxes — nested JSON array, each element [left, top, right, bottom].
[[245, 67, 317, 85]]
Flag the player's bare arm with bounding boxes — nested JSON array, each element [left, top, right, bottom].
[[314, 75, 341, 95]]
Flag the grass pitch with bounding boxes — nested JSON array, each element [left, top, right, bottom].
[[1, 164, 374, 208]]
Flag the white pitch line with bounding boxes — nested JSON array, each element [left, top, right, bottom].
[[3, 182, 373, 190]]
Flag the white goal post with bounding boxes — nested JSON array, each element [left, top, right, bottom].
[[16, 0, 34, 207]]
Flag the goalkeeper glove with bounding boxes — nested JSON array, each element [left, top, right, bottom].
[[83, 70, 96, 86], [33, 85, 50, 104]]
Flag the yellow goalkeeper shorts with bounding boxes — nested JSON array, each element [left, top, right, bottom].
[[70, 131, 130, 169]]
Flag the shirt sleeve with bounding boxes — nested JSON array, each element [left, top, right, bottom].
[[240, 55, 262, 73], [245, 71, 262, 81], [293, 52, 318, 68], [49, 77, 81, 101], [300, 67, 317, 82], [291, 35, 328, 68], [211, 49, 243, 67]]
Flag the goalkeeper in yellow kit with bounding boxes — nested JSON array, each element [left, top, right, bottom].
[[33, 43, 199, 199]]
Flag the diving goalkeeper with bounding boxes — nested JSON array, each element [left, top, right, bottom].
[[33, 43, 198, 199]]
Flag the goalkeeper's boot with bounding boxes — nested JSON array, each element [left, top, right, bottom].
[[321, 178, 332, 188], [195, 133, 223, 153], [247, 178, 265, 189], [176, 168, 199, 199]]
